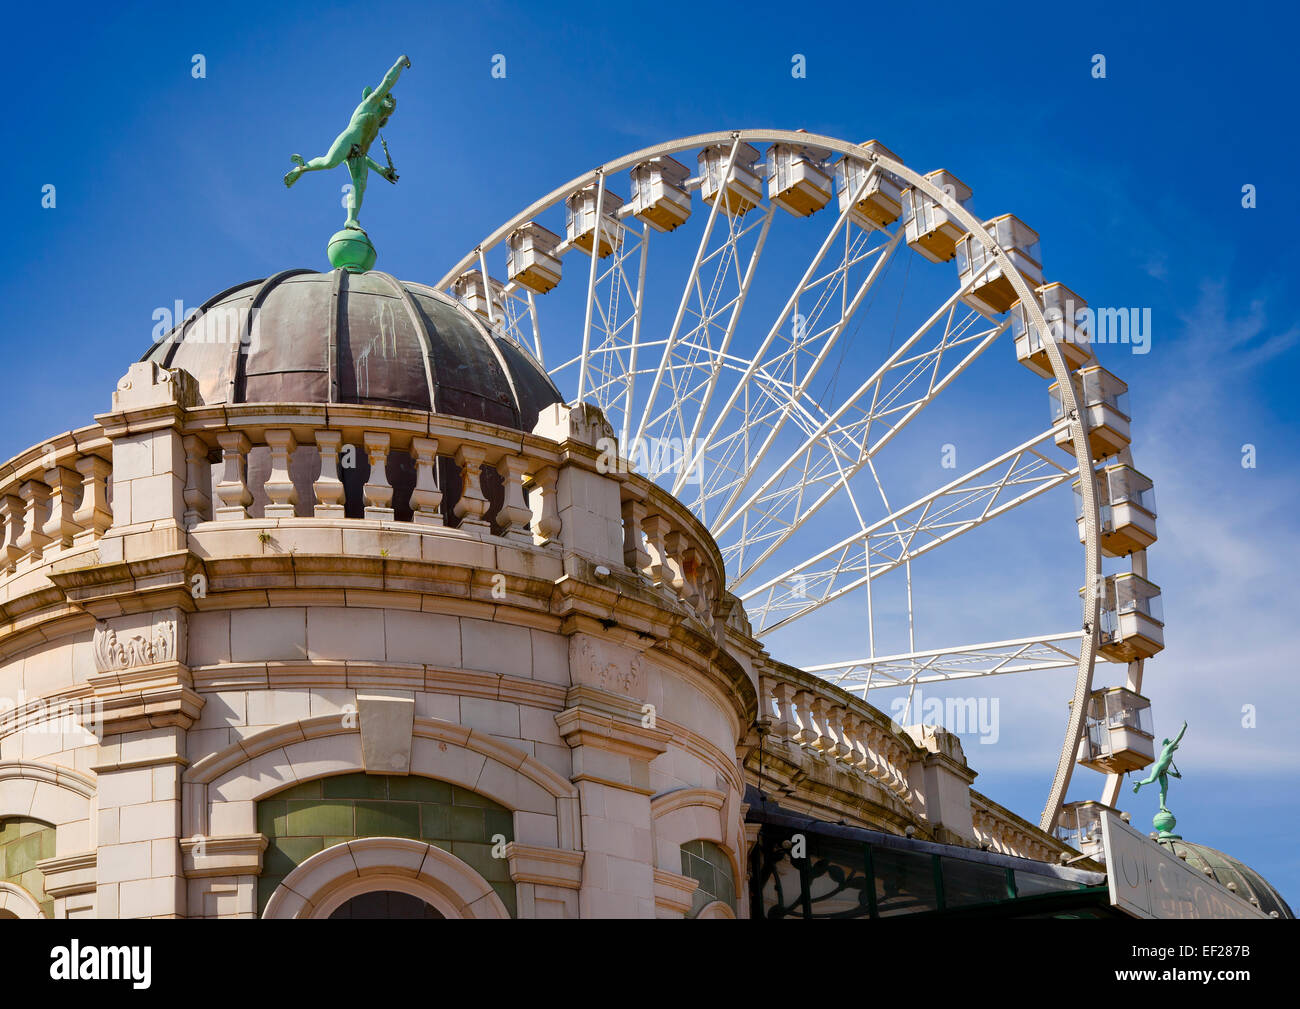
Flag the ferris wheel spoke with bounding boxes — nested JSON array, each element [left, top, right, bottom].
[[574, 216, 651, 438], [710, 256, 999, 546], [672, 176, 901, 501], [737, 422, 1077, 634], [683, 226, 902, 513], [805, 632, 1091, 693], [677, 226, 903, 521], [722, 311, 1011, 589], [632, 136, 746, 453]]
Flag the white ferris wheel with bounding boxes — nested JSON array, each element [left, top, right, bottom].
[[435, 130, 1164, 835]]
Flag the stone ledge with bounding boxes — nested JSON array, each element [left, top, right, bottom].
[[505, 842, 584, 889], [181, 832, 268, 879]]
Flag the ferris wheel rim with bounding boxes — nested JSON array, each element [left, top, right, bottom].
[[436, 127, 1107, 838]]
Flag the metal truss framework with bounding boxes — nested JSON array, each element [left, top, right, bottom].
[[806, 631, 1093, 693]]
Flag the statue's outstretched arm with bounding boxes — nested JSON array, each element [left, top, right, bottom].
[[373, 55, 411, 100], [1172, 720, 1188, 747]]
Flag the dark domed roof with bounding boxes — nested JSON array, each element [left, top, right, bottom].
[[1161, 839, 1294, 918], [143, 269, 563, 430]]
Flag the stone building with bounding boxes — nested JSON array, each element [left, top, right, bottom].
[[0, 269, 1279, 919]]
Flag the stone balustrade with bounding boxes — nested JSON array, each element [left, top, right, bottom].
[[167, 399, 724, 625], [0, 369, 728, 637], [970, 795, 1065, 863], [755, 664, 1076, 859], [759, 664, 915, 804], [0, 424, 112, 580]]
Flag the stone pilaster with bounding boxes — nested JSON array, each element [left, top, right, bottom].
[[89, 607, 202, 918], [556, 684, 671, 918]]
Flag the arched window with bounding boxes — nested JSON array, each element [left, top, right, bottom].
[[0, 817, 56, 918], [680, 839, 737, 918], [256, 773, 515, 916], [327, 890, 445, 919]]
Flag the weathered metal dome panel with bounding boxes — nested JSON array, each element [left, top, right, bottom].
[[142, 269, 562, 430], [1166, 840, 1295, 919]]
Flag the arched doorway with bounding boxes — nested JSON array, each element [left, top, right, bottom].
[[327, 890, 444, 919]]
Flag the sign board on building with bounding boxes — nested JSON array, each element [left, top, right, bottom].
[[1100, 809, 1266, 919]]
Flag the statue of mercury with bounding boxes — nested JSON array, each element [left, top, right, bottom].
[[283, 55, 411, 233], [1132, 720, 1187, 813]]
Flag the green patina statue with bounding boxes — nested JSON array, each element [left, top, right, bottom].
[[1132, 720, 1187, 839], [283, 54, 411, 272]]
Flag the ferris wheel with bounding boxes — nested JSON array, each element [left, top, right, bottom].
[[435, 130, 1164, 835]]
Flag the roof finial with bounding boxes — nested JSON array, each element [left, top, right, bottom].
[[282, 55, 412, 273]]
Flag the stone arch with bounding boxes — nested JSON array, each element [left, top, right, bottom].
[[261, 837, 510, 919], [185, 715, 579, 850], [0, 761, 95, 852], [0, 880, 46, 919], [650, 787, 743, 891]]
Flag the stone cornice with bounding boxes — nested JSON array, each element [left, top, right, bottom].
[[34, 850, 97, 898], [504, 842, 584, 888], [652, 868, 699, 915], [556, 687, 673, 777], [87, 660, 204, 736], [48, 550, 201, 619], [180, 832, 269, 878]]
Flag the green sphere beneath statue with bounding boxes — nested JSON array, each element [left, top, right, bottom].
[[1153, 809, 1180, 838], [327, 228, 377, 273]]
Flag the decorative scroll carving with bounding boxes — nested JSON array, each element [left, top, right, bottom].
[[576, 637, 643, 694], [93, 618, 177, 672]]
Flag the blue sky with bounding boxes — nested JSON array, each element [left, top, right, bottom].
[[6, 1, 1298, 905]]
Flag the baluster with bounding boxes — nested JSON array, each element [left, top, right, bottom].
[[42, 465, 82, 549], [791, 689, 819, 747], [641, 513, 670, 586], [453, 444, 489, 531], [770, 680, 798, 741], [681, 545, 703, 610], [214, 432, 253, 520], [1, 494, 23, 571], [362, 432, 394, 521], [841, 712, 871, 773], [16, 481, 51, 561], [662, 530, 688, 598], [808, 696, 833, 755], [497, 455, 532, 542], [863, 725, 889, 782], [696, 567, 716, 627], [73, 456, 112, 539], [825, 705, 852, 763], [526, 465, 560, 544], [621, 496, 650, 572], [887, 736, 910, 797], [182, 436, 211, 529], [263, 430, 298, 518], [313, 431, 346, 518], [409, 436, 443, 527]]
